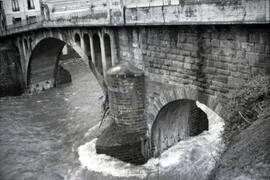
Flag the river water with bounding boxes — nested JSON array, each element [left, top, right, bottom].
[[0, 59, 225, 180], [0, 59, 104, 180]]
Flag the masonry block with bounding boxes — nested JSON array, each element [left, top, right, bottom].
[[96, 62, 148, 164]]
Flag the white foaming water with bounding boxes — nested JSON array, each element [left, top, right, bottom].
[[78, 101, 225, 179]]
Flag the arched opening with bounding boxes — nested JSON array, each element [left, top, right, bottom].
[[103, 34, 112, 69], [92, 33, 103, 75], [151, 99, 209, 156], [27, 38, 65, 88], [74, 33, 81, 47], [29, 38, 32, 50], [27, 37, 104, 94], [83, 33, 91, 56], [24, 39, 28, 53]]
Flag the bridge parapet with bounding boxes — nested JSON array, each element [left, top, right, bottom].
[[44, 0, 124, 26], [1, 0, 269, 37], [124, 0, 270, 25]]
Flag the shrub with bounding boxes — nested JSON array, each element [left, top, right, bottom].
[[223, 75, 270, 143]]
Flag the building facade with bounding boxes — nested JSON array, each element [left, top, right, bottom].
[[1, 0, 41, 28]]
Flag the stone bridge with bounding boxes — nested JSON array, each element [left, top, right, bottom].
[[11, 28, 117, 93], [1, 0, 270, 164]]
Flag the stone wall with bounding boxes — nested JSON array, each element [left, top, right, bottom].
[[96, 62, 148, 165], [124, 0, 269, 25], [55, 65, 72, 86], [0, 45, 23, 96], [116, 25, 270, 128]]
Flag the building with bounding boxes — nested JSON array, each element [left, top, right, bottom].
[[1, 0, 41, 28], [0, 1, 6, 33]]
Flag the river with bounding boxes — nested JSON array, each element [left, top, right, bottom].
[[0, 59, 104, 180], [0, 59, 225, 180]]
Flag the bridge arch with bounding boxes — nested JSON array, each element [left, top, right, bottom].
[[83, 33, 91, 56], [27, 37, 65, 87], [103, 33, 112, 70], [147, 86, 225, 155], [26, 35, 105, 93], [74, 33, 81, 47], [92, 33, 103, 75], [151, 99, 209, 156], [0, 43, 24, 95]]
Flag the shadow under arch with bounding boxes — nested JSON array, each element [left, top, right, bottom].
[[151, 99, 209, 156], [26, 37, 105, 93]]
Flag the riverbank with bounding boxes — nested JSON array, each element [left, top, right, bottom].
[[210, 75, 270, 180]]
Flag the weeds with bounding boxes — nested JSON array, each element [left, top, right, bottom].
[[223, 75, 270, 143]]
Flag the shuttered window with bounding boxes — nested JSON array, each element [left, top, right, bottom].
[[27, 0, 35, 10], [11, 0, 20, 11]]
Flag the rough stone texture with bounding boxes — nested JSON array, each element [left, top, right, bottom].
[[125, 0, 269, 25], [116, 25, 270, 130], [1, 0, 269, 37], [96, 62, 148, 164], [0, 44, 23, 96], [29, 38, 65, 85], [106, 62, 146, 133], [10, 28, 113, 93], [96, 123, 148, 165]]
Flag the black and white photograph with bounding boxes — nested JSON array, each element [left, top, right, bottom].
[[0, 0, 269, 179]]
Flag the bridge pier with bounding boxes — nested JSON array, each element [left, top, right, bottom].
[[96, 62, 149, 165]]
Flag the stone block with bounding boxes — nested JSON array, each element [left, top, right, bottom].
[[254, 44, 265, 53], [211, 39, 220, 47]]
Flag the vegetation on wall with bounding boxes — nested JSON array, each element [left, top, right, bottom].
[[223, 74, 270, 143]]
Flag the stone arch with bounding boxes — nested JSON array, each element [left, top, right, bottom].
[[0, 43, 24, 95], [147, 86, 226, 156], [103, 33, 112, 70], [92, 33, 103, 75], [151, 99, 209, 156], [147, 86, 225, 127], [74, 33, 81, 47], [26, 36, 105, 92], [27, 37, 65, 87], [83, 33, 91, 56]]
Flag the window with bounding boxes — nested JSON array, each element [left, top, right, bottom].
[[13, 17, 21, 26], [27, 16, 37, 24], [11, 0, 20, 11], [27, 0, 35, 10]]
